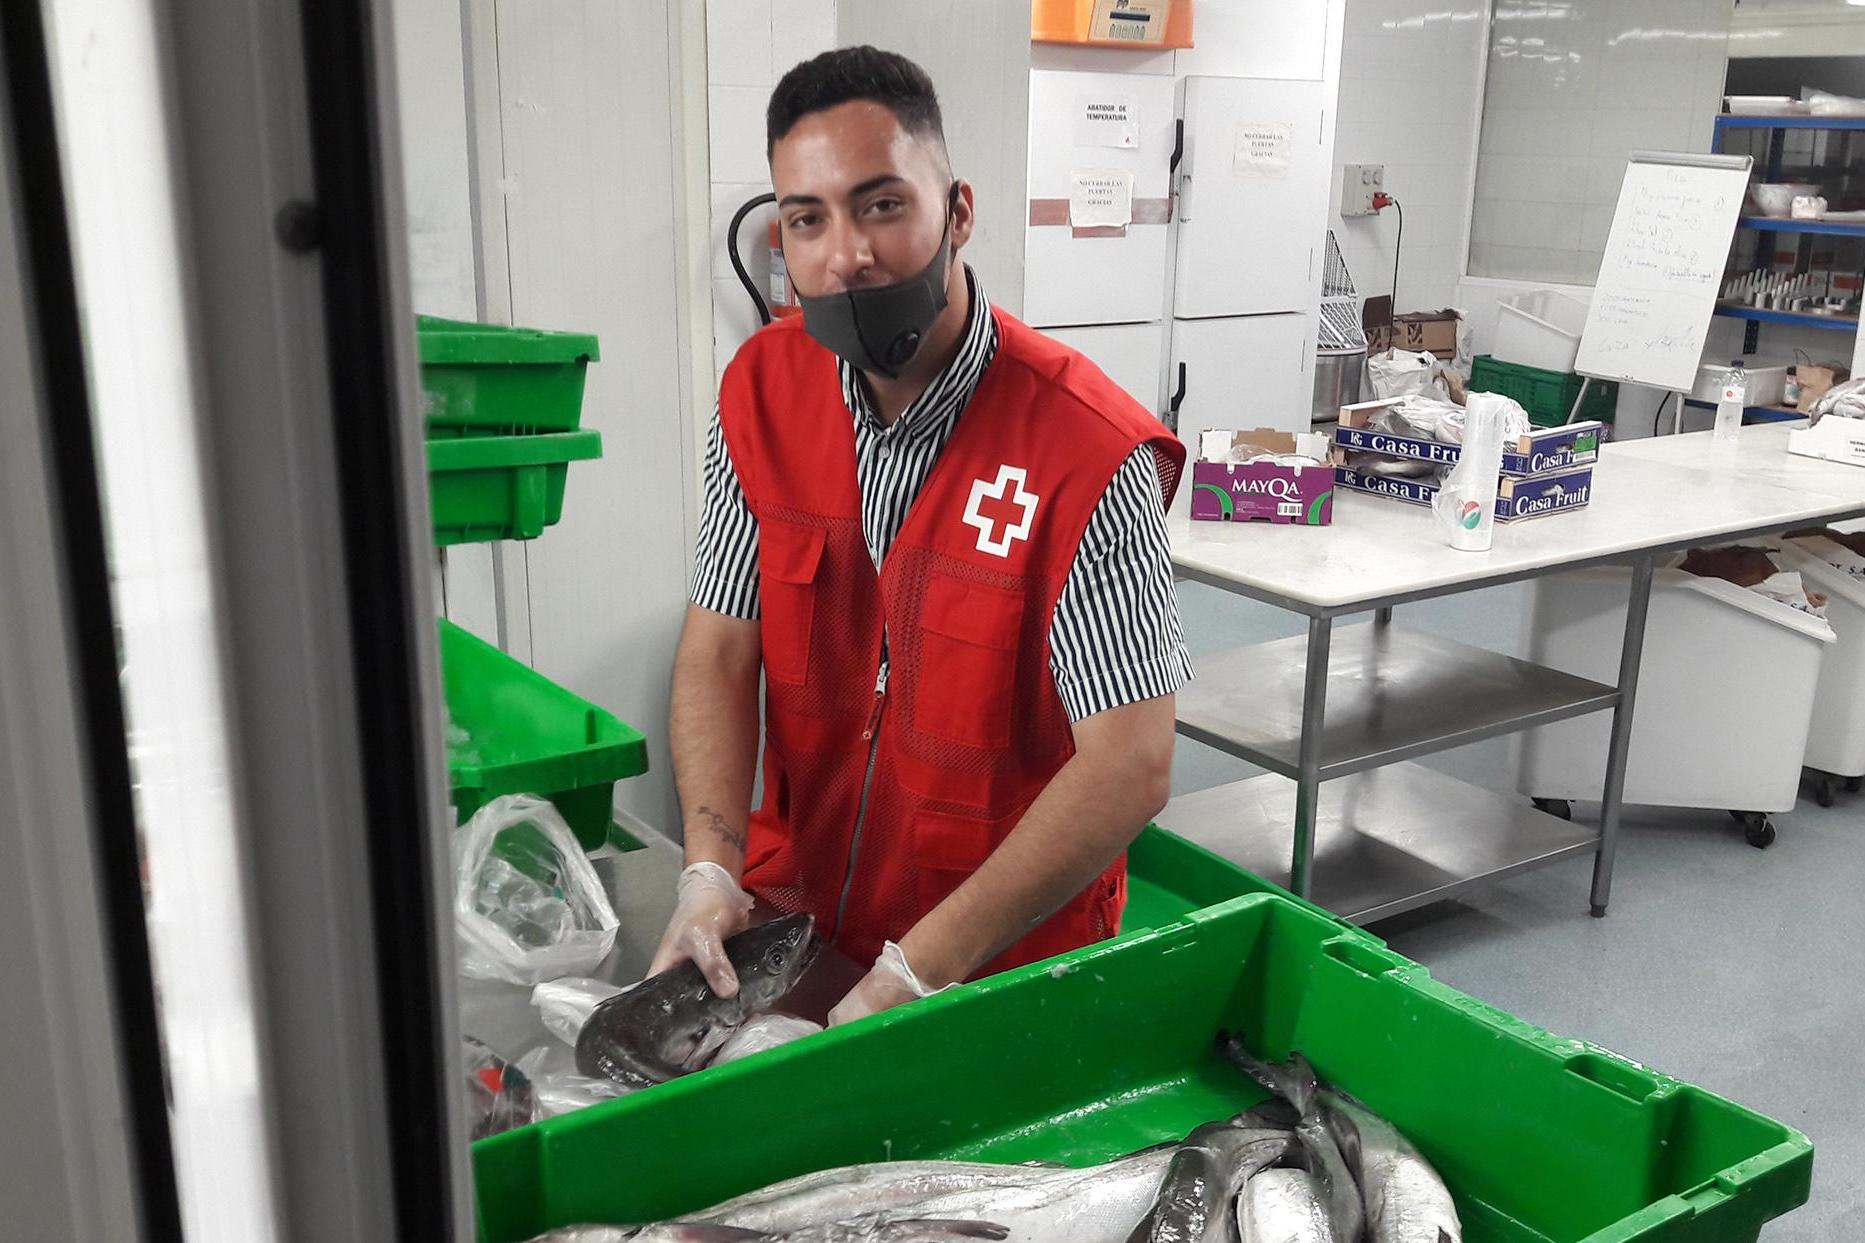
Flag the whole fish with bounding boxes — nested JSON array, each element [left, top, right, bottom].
[[1219, 1037, 1460, 1243], [1124, 1121, 1291, 1243], [576, 914, 821, 1087], [1239, 1168, 1336, 1243], [1218, 1037, 1364, 1243], [1319, 1097, 1460, 1243], [528, 1218, 1007, 1242], [691, 1160, 1089, 1234], [907, 1148, 1179, 1243]]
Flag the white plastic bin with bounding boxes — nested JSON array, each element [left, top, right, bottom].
[[1515, 558, 1834, 827], [1493, 289, 1589, 373], [1781, 538, 1865, 783]]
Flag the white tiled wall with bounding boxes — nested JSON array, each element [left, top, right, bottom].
[[1326, 2, 1488, 318], [706, 0, 838, 385], [1469, 0, 1732, 285]]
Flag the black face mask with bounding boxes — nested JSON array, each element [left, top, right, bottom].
[[797, 183, 959, 379]]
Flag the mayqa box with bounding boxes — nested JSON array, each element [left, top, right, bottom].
[[1190, 428, 1335, 525]]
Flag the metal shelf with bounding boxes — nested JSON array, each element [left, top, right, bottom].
[[1175, 623, 1619, 781], [1156, 764, 1599, 924], [1738, 216, 1865, 238], [1713, 304, 1859, 333], [1716, 115, 1865, 132]]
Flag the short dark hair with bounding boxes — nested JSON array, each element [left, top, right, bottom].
[[766, 46, 946, 159]]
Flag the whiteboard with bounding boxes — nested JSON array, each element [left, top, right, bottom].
[[1575, 152, 1753, 393]]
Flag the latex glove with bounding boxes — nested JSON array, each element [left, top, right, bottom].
[[648, 861, 753, 996], [827, 940, 956, 1027]]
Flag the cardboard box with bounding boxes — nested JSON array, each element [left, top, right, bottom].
[[1333, 400, 1606, 477], [1367, 309, 1461, 357], [1796, 362, 1850, 414], [1334, 463, 1595, 523], [1788, 416, 1865, 468], [1190, 428, 1334, 525]]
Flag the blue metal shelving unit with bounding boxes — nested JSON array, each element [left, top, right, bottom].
[[1711, 113, 1864, 354], [1737, 216, 1865, 239], [1712, 304, 1859, 333], [1714, 115, 1865, 134]]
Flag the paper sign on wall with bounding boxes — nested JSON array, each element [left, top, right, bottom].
[[1232, 121, 1292, 178], [1069, 169, 1134, 228], [1076, 92, 1140, 149]]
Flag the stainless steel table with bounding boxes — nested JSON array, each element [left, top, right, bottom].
[[1164, 424, 1865, 922]]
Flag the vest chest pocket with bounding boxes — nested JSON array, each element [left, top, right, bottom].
[[912, 574, 1025, 749], [758, 519, 827, 686]]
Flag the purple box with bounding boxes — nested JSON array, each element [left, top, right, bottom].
[[1189, 458, 1335, 525]]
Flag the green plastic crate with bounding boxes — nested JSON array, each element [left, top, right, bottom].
[[472, 892, 1811, 1243], [1124, 823, 1372, 941], [418, 316, 600, 433], [440, 619, 647, 851], [428, 428, 601, 547], [1471, 354, 1618, 428]]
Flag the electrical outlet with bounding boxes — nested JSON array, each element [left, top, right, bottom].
[[1341, 163, 1385, 217]]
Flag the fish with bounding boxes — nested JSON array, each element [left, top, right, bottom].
[[696, 1148, 1175, 1243], [1318, 1097, 1460, 1243], [526, 1216, 1007, 1241], [576, 914, 821, 1087], [689, 1160, 1091, 1234], [908, 1148, 1180, 1243], [1217, 1036, 1460, 1243], [1124, 1121, 1292, 1243], [1217, 1036, 1364, 1243], [1239, 1168, 1336, 1243]]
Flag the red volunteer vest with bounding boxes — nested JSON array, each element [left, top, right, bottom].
[[717, 308, 1184, 977]]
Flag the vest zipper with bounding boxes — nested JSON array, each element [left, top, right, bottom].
[[831, 660, 889, 945]]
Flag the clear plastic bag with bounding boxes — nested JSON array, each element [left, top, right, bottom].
[[513, 1047, 632, 1120], [454, 794, 619, 985], [463, 1035, 536, 1140], [531, 975, 627, 1046], [710, 1013, 822, 1065]]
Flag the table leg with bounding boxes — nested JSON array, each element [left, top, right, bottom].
[[1374, 607, 1393, 626], [1591, 555, 1654, 917], [1291, 615, 1333, 899]]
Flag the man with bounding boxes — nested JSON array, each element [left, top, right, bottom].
[[651, 46, 1189, 1025]]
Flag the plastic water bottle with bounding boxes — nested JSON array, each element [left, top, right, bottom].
[[1715, 361, 1746, 442]]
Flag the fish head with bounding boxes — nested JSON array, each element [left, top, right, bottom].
[[725, 913, 821, 1008]]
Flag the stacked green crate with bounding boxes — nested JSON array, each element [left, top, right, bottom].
[[419, 316, 603, 545], [423, 318, 645, 848], [1470, 354, 1618, 428]]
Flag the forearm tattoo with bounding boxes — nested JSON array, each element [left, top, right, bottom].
[[696, 805, 746, 853]]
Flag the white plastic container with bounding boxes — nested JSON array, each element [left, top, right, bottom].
[[1688, 361, 1788, 407], [1781, 539, 1865, 780], [1516, 559, 1834, 817], [1493, 289, 1589, 373]]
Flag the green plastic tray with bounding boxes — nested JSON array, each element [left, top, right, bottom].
[[472, 892, 1811, 1243], [1471, 354, 1618, 428], [1124, 823, 1371, 940], [418, 315, 600, 433], [428, 428, 601, 547], [440, 619, 647, 851]]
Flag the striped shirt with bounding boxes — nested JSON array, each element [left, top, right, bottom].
[[693, 268, 1191, 721]]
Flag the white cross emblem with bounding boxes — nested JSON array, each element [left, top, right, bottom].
[[962, 464, 1039, 558]]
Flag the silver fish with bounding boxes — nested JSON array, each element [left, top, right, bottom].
[[576, 914, 821, 1087], [1239, 1168, 1335, 1243], [691, 1160, 1087, 1234], [907, 1149, 1179, 1243], [1124, 1122, 1291, 1243], [1218, 1038, 1364, 1243], [528, 1217, 1006, 1242], [1320, 1097, 1460, 1243]]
